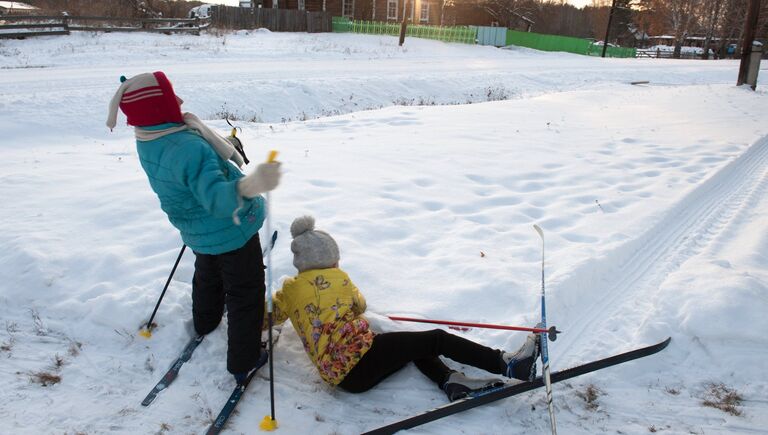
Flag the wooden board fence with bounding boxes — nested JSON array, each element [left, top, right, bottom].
[[0, 15, 208, 39], [0, 8, 331, 39], [210, 6, 331, 33]]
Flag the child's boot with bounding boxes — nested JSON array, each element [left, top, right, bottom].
[[442, 371, 505, 401], [233, 350, 269, 385], [501, 328, 541, 382]]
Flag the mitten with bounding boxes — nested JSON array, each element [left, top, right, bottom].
[[237, 162, 282, 198]]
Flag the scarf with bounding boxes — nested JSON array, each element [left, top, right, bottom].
[[133, 112, 245, 168]]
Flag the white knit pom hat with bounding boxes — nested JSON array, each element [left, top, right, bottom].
[[290, 216, 340, 272]]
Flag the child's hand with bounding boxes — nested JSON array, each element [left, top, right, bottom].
[[238, 162, 282, 198]]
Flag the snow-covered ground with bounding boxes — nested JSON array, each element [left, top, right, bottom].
[[0, 31, 766, 435]]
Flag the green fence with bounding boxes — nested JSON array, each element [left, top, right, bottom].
[[332, 17, 476, 44], [331, 17, 636, 58], [506, 29, 636, 58], [586, 43, 636, 58]]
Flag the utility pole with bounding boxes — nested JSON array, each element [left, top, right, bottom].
[[399, 0, 409, 46], [736, 0, 761, 87], [601, 0, 617, 58]]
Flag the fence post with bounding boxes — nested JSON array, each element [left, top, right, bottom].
[[61, 13, 70, 35]]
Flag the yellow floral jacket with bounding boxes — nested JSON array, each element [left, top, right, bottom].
[[270, 268, 374, 385]]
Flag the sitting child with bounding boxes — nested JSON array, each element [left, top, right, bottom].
[[268, 215, 540, 401]]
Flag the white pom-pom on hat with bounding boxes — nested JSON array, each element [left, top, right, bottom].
[[290, 215, 316, 239]]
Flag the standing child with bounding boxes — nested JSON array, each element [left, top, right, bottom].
[[269, 216, 540, 401], [106, 71, 282, 383]]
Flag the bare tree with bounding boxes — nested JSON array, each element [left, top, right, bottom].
[[586, 0, 611, 41], [651, 0, 702, 57], [716, 0, 748, 57], [701, 0, 724, 58], [439, 0, 455, 25], [482, 0, 534, 28]]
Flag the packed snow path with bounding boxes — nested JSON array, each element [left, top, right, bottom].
[[556, 135, 768, 359]]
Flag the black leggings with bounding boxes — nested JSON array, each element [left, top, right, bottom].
[[338, 329, 504, 393]]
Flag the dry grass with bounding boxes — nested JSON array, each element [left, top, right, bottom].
[[6, 320, 19, 334], [575, 383, 602, 411], [702, 383, 743, 416], [2, 321, 17, 352], [68, 341, 82, 357], [191, 392, 215, 425], [31, 371, 62, 387], [29, 308, 47, 336]]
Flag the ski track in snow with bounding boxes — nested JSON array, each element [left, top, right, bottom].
[[555, 135, 768, 360]]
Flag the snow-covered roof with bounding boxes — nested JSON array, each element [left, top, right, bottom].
[[0, 1, 38, 10], [188, 4, 213, 18]]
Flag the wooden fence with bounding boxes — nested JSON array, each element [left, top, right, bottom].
[[635, 48, 710, 59], [210, 6, 331, 33], [0, 15, 208, 39], [0, 8, 333, 38]]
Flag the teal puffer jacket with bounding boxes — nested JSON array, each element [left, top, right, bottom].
[[136, 123, 265, 255]]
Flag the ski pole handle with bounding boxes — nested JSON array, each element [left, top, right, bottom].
[[267, 150, 278, 163]]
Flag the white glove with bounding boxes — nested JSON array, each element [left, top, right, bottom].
[[237, 162, 282, 198]]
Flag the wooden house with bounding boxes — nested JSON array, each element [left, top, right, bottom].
[[0, 1, 40, 16], [252, 0, 530, 29]]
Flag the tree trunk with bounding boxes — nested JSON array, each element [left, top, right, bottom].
[[701, 0, 723, 60], [673, 39, 683, 58]]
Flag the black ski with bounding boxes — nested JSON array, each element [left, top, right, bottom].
[[363, 337, 671, 435], [206, 328, 281, 435], [142, 334, 204, 406], [205, 361, 264, 435], [140, 230, 278, 407]]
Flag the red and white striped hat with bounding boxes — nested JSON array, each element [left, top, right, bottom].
[[106, 71, 183, 129]]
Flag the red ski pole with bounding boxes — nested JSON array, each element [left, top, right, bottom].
[[388, 316, 561, 341]]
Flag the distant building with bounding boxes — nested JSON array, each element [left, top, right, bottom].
[[249, 0, 531, 28], [253, 0, 441, 23], [623, 23, 649, 47], [0, 1, 39, 15], [189, 4, 213, 19]]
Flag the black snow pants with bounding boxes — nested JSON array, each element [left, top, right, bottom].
[[338, 329, 505, 393], [192, 233, 265, 374]]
